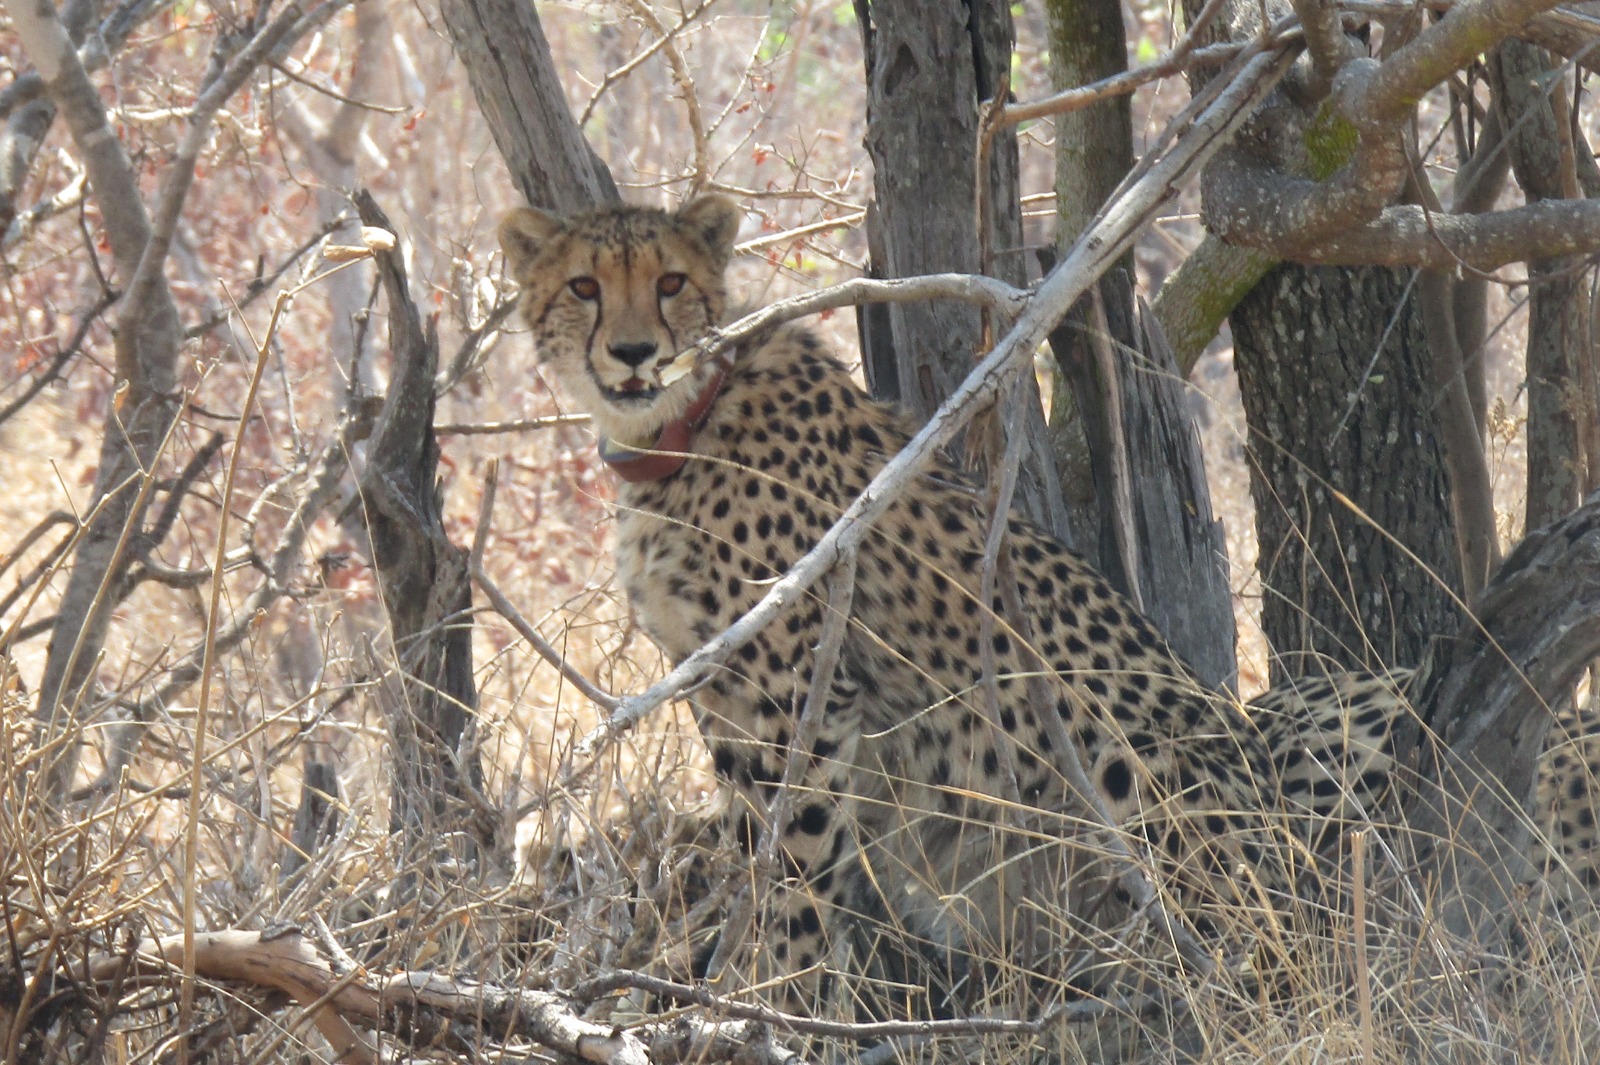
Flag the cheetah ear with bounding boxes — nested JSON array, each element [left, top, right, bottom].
[[498, 206, 564, 278], [676, 194, 741, 264]]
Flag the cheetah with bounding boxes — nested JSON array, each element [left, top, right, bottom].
[[497, 195, 1597, 1012]]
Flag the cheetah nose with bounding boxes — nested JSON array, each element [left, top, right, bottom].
[[609, 341, 658, 368]]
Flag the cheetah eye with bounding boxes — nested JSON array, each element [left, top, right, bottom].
[[569, 277, 600, 301], [657, 273, 687, 298]]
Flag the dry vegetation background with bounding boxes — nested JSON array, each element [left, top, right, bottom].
[[0, 0, 1588, 1062]]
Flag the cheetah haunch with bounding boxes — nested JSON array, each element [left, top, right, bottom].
[[498, 195, 1597, 1015]]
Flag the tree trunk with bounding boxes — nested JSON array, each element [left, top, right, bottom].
[[855, 0, 1070, 539], [16, 0, 196, 800], [1232, 265, 1463, 679], [355, 192, 488, 876], [1494, 40, 1592, 531], [1042, 0, 1137, 574], [439, 0, 618, 212], [1043, 0, 1236, 686]]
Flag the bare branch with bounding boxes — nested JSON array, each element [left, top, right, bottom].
[[0, 290, 117, 428], [75, 928, 836, 1065], [1340, 1, 1600, 75], [436, 294, 519, 394], [436, 413, 591, 435], [9, 0, 160, 282], [122, 408, 370, 721], [1347, 0, 1570, 131], [1000, 0, 1234, 125], [661, 273, 1030, 385], [577, 0, 717, 129], [183, 215, 348, 341], [120, 0, 354, 338], [1292, 0, 1359, 98], [1290, 197, 1600, 266], [617, 0, 710, 192], [1207, 0, 1579, 256]]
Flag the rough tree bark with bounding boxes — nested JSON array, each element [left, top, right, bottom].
[[439, 0, 618, 212], [1043, 0, 1237, 687], [1044, 0, 1141, 566], [354, 192, 488, 872], [855, 0, 1071, 540], [1232, 264, 1463, 679], [1494, 40, 1593, 531], [1177, 0, 1464, 680]]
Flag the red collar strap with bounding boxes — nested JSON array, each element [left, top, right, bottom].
[[598, 355, 733, 483]]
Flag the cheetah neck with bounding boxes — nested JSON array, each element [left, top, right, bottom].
[[597, 354, 734, 483]]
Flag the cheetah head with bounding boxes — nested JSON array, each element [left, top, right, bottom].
[[497, 195, 742, 445]]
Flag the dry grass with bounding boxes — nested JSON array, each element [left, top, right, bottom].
[[1, 1, 1595, 1062]]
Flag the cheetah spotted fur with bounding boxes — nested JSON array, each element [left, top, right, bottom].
[[498, 196, 1600, 1011]]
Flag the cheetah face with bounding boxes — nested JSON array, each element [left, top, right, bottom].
[[498, 196, 742, 444]]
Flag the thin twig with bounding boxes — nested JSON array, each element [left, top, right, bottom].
[[469, 460, 620, 712], [577, 0, 718, 129], [180, 283, 279, 1064], [0, 291, 118, 429], [622, 0, 709, 191], [435, 413, 590, 436]]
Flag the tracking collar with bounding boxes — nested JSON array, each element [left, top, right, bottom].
[[597, 354, 733, 483]]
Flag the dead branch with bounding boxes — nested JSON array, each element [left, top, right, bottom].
[[436, 295, 519, 393], [662, 273, 1031, 385], [70, 403, 373, 799], [0, 290, 114, 431], [118, 0, 352, 330], [617, 0, 709, 191], [15, 0, 353, 801], [353, 189, 488, 868], [577, 0, 717, 129], [0, 513, 77, 636], [72, 929, 824, 1065], [437, 413, 590, 435], [183, 214, 350, 342], [574, 968, 1165, 1040], [999, 0, 1234, 125]]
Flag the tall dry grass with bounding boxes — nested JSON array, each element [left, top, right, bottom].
[[0, 1, 1592, 1062]]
